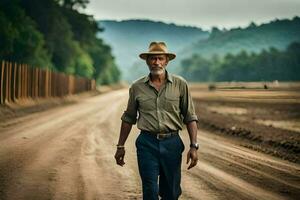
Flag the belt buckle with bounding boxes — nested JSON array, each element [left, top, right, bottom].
[[156, 132, 165, 140]]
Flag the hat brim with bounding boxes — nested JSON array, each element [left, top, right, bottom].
[[139, 52, 176, 61]]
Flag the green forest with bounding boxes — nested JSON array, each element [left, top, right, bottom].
[[182, 17, 300, 59], [98, 19, 208, 81], [179, 17, 300, 82], [0, 0, 120, 85], [99, 17, 300, 82], [1, 0, 299, 83], [181, 42, 300, 82]]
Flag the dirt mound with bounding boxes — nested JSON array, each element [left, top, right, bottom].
[[193, 88, 300, 164]]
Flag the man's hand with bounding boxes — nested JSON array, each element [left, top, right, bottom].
[[186, 148, 198, 170], [114, 148, 125, 166]]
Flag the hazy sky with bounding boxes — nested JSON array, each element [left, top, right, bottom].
[[84, 0, 300, 29]]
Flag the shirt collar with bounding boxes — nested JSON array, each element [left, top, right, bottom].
[[143, 71, 173, 83]]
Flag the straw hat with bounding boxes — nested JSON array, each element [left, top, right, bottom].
[[139, 41, 176, 60]]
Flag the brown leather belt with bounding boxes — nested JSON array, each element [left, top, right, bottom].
[[141, 130, 178, 140]]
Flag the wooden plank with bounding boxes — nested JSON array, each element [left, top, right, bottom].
[[0, 61, 4, 104], [5, 62, 9, 103], [22, 64, 25, 99], [68, 76, 71, 95], [35, 68, 38, 98], [8, 62, 12, 102], [31, 66, 34, 98], [20, 64, 23, 99], [21, 64, 24, 99], [32, 67, 35, 97], [40, 68, 43, 97], [23, 64, 26, 99], [28, 66, 31, 98], [32, 67, 35, 98], [25, 64, 28, 99], [17, 63, 21, 99], [37, 68, 42, 97], [54, 73, 56, 97], [45, 69, 49, 98], [48, 69, 51, 97], [12, 62, 17, 101]]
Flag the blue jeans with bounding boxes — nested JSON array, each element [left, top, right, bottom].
[[135, 132, 185, 200]]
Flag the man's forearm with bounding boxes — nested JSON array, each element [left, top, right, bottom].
[[117, 121, 133, 146], [186, 121, 198, 144]]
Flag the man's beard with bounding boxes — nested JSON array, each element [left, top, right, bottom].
[[150, 66, 165, 75]]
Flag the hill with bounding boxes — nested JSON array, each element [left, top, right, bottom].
[[97, 17, 300, 82], [182, 17, 300, 59], [97, 19, 209, 81]]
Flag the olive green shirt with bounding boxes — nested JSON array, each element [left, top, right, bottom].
[[121, 71, 198, 132]]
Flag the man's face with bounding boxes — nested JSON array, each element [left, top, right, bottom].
[[146, 54, 169, 75]]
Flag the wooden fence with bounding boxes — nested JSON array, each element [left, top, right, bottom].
[[0, 60, 96, 105]]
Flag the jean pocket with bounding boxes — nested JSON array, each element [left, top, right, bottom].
[[135, 133, 141, 148], [178, 135, 185, 153]]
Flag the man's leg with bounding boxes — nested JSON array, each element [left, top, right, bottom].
[[136, 132, 160, 200], [158, 135, 184, 200]]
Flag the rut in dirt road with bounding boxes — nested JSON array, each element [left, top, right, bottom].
[[0, 89, 299, 200]]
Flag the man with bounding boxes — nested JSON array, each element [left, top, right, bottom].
[[114, 41, 199, 200]]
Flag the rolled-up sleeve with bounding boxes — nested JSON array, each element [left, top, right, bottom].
[[121, 86, 138, 124], [180, 81, 198, 124]]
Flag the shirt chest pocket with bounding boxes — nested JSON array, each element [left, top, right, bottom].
[[164, 95, 180, 112], [138, 96, 156, 111]]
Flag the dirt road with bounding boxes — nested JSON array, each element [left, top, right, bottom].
[[0, 89, 299, 200]]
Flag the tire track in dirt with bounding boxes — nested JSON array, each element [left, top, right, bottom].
[[182, 131, 300, 200], [201, 150, 300, 191], [181, 170, 219, 200], [78, 95, 142, 199], [4, 122, 87, 200], [197, 161, 285, 200], [199, 133, 300, 181], [0, 117, 90, 200], [0, 90, 132, 200]]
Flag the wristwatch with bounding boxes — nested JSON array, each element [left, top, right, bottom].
[[190, 143, 199, 150]]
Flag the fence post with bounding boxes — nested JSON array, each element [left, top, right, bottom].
[[7, 62, 12, 103], [5, 61, 9, 103], [12, 62, 17, 102], [40, 68, 43, 97], [23, 64, 26, 99], [28, 65, 32, 98], [51, 72, 58, 97], [17, 63, 21, 99], [23, 64, 25, 99], [48, 69, 51, 97], [21, 64, 25, 99], [25, 64, 28, 99], [43, 69, 46, 97], [34, 67, 39, 98], [25, 64, 31, 99], [31, 66, 34, 98], [38, 67, 42, 98], [0, 61, 4, 104], [44, 69, 47, 98]]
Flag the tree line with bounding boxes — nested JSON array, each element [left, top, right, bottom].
[[180, 42, 300, 82], [184, 17, 300, 61], [0, 0, 120, 85]]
